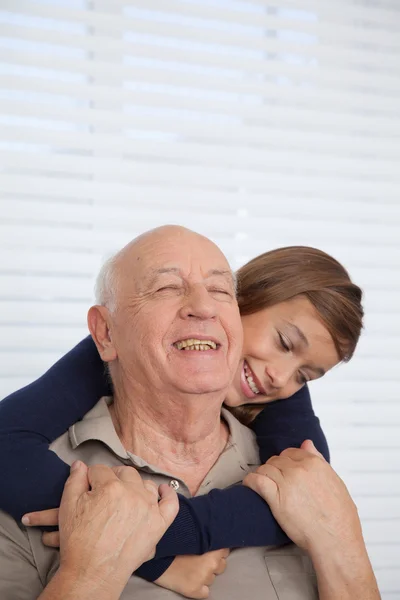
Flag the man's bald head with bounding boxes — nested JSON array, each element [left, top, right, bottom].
[[89, 224, 242, 399], [95, 225, 235, 312]]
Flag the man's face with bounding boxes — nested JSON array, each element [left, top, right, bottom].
[[108, 229, 243, 398]]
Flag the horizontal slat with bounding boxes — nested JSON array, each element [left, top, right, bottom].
[[321, 357, 400, 380], [357, 498, 400, 521], [2, 16, 400, 79], [311, 380, 400, 404], [2, 127, 400, 179], [1, 87, 399, 143], [333, 450, 400, 472], [362, 521, 400, 545], [7, 0, 400, 53], [0, 325, 87, 351], [2, 195, 400, 230], [325, 426, 400, 450], [372, 568, 400, 593], [3, 176, 400, 221], [1, 218, 399, 255], [368, 546, 400, 576], [1, 19, 400, 89], [0, 274, 95, 301], [3, 152, 400, 210], [342, 471, 400, 496], [0, 301, 88, 326], [2, 69, 400, 121], [319, 404, 400, 427], [0, 248, 101, 275]]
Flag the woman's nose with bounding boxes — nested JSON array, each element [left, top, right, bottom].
[[265, 361, 293, 390]]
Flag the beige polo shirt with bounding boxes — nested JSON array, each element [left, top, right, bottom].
[[0, 398, 318, 600]]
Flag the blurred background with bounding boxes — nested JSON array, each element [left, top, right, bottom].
[[0, 0, 399, 596]]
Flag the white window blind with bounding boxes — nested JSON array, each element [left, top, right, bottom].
[[1, 0, 399, 596]]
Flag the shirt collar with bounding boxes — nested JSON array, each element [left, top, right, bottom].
[[69, 398, 259, 472], [69, 396, 129, 460]]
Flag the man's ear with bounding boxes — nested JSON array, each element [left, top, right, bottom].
[[87, 305, 117, 362]]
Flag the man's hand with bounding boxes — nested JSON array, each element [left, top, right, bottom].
[[37, 461, 178, 600], [243, 440, 362, 554], [155, 550, 230, 599], [243, 440, 380, 600]]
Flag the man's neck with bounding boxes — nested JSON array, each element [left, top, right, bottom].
[[109, 387, 229, 495]]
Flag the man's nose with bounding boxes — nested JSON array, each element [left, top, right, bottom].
[[179, 285, 217, 320], [266, 361, 293, 390]]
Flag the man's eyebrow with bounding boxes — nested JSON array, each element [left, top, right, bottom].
[[140, 267, 181, 289], [206, 269, 234, 281], [144, 267, 234, 286], [146, 267, 181, 280]]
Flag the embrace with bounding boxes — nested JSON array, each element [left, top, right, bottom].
[[0, 225, 379, 599]]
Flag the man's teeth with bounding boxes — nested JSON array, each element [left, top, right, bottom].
[[174, 339, 217, 351], [244, 364, 260, 395]]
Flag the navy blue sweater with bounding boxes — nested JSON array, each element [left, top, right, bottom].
[[0, 336, 329, 581]]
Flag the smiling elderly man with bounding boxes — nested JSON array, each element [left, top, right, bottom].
[[0, 226, 379, 600]]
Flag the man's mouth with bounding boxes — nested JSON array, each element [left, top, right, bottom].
[[173, 338, 218, 351]]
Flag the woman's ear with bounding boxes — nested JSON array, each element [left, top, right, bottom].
[[87, 305, 117, 362]]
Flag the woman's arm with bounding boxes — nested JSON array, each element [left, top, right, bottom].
[[251, 384, 330, 464], [0, 337, 109, 519], [0, 339, 327, 582]]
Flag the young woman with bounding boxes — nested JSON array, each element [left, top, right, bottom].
[[0, 246, 363, 591]]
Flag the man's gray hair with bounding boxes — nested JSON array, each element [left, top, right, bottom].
[[94, 252, 120, 312]]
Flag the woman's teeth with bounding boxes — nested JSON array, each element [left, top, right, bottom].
[[244, 363, 260, 395]]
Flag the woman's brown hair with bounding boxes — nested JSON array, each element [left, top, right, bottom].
[[230, 246, 364, 426]]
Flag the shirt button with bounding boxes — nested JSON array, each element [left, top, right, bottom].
[[169, 479, 180, 491]]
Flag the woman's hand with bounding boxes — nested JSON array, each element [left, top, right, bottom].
[[155, 550, 230, 599], [22, 507, 61, 547]]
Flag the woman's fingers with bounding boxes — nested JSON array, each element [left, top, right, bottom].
[[42, 531, 60, 548], [214, 557, 228, 576], [22, 507, 59, 527]]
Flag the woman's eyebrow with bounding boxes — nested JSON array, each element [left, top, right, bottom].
[[283, 322, 326, 377], [284, 322, 309, 347]]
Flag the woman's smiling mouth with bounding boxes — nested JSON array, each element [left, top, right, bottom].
[[241, 360, 267, 399]]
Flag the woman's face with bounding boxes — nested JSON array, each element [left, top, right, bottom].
[[225, 295, 341, 407]]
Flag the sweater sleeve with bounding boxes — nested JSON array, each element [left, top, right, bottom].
[[251, 384, 330, 464], [0, 341, 327, 582], [0, 336, 110, 518]]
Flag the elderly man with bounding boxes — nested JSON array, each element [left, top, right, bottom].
[[0, 226, 379, 599]]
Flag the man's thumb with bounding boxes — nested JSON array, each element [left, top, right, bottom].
[[301, 439, 324, 459], [158, 484, 179, 528], [62, 461, 89, 504]]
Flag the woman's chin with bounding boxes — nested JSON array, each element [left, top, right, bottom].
[[224, 385, 246, 407]]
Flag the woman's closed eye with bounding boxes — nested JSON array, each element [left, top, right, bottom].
[[278, 331, 292, 352], [297, 371, 309, 385]]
